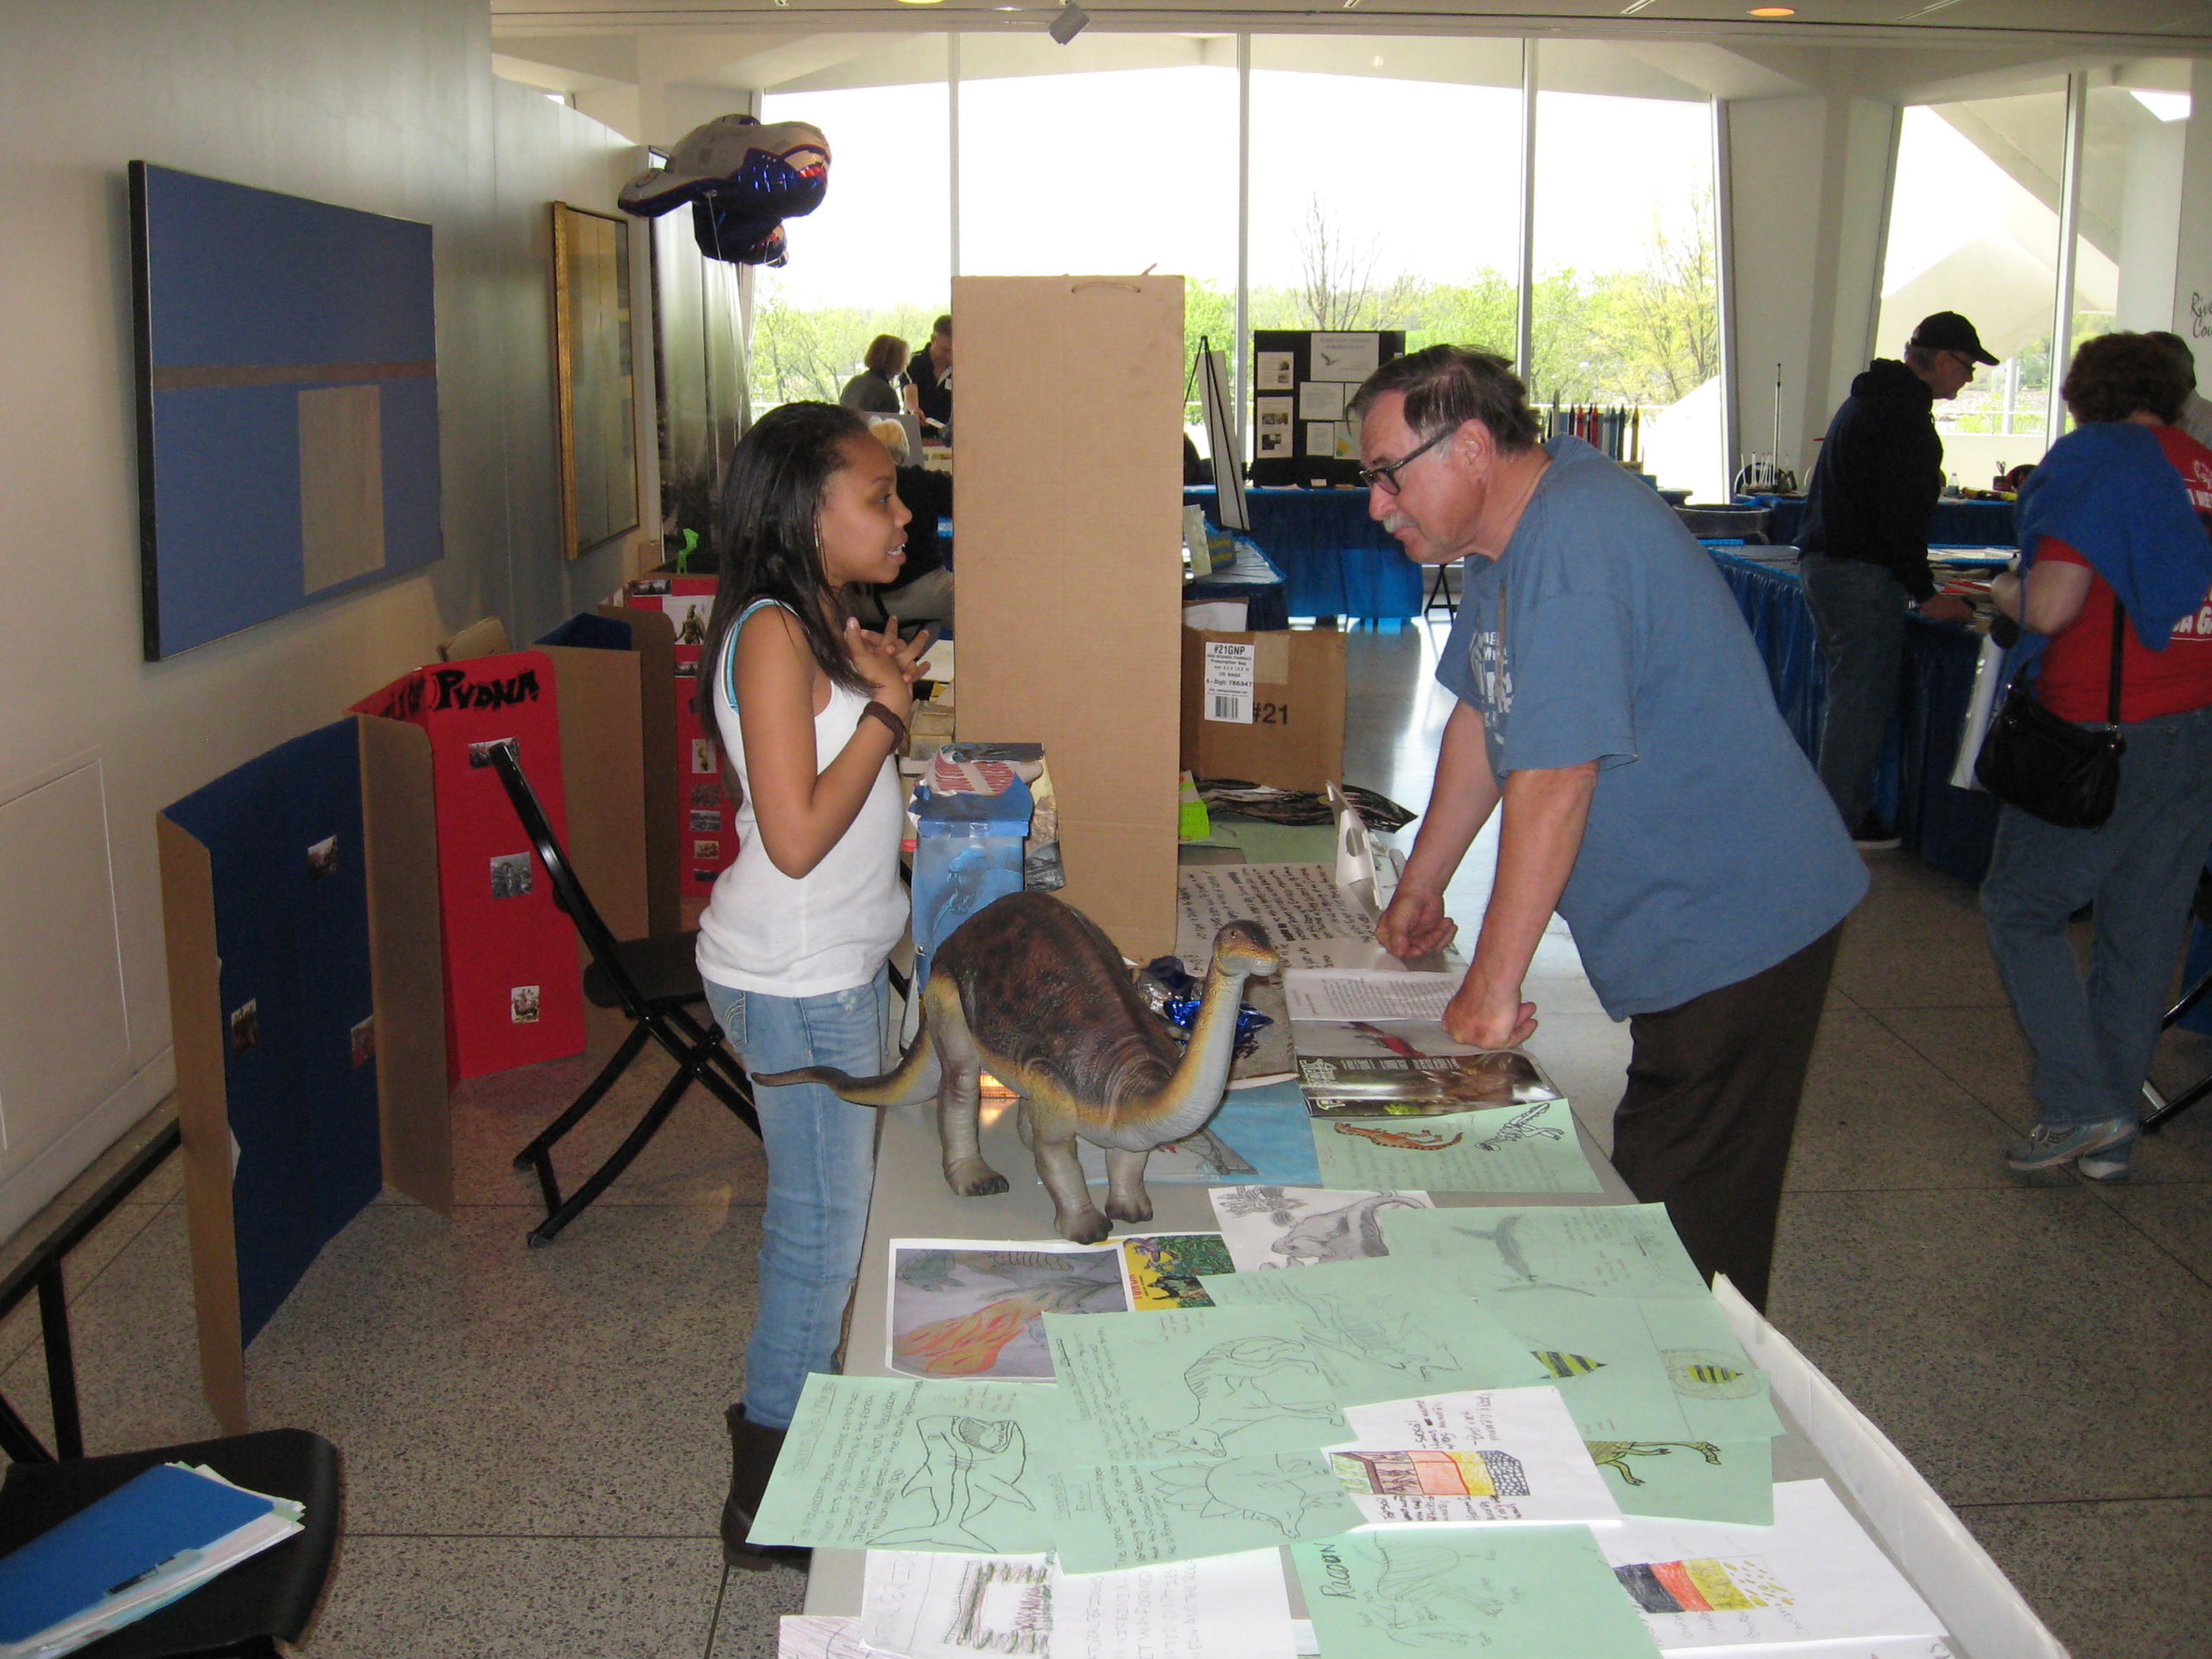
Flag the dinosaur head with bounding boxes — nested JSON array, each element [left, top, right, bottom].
[[1210, 920, 1280, 981]]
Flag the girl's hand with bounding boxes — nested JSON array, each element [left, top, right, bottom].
[[845, 617, 931, 716]]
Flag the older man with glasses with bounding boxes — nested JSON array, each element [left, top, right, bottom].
[[1350, 346, 1866, 1311], [1796, 311, 1996, 849]]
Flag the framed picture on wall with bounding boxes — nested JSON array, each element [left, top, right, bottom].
[[551, 201, 639, 559]]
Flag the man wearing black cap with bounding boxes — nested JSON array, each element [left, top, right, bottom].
[[1796, 311, 1997, 847]]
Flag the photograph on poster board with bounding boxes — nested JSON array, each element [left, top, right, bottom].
[[690, 782, 721, 809], [1255, 351, 1294, 390], [692, 839, 720, 859], [306, 835, 339, 880], [1256, 397, 1294, 457], [349, 1015, 376, 1068], [689, 810, 722, 832], [467, 738, 516, 769], [489, 852, 534, 899], [228, 1000, 259, 1057], [510, 985, 541, 1025], [692, 738, 717, 773]]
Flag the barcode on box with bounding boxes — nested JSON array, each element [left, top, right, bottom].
[[1203, 641, 1256, 725]]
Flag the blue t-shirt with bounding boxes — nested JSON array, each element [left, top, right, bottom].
[[1435, 436, 1866, 1017]]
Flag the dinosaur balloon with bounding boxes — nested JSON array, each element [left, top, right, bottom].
[[754, 892, 1278, 1243], [618, 113, 829, 267]]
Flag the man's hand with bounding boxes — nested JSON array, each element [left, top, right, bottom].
[[1443, 973, 1537, 1049], [1918, 594, 1974, 626], [1376, 887, 1458, 959]]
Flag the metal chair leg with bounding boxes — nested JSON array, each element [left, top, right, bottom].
[[527, 1061, 696, 1248]]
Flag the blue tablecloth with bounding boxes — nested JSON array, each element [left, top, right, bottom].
[[1186, 486, 1424, 621], [1185, 537, 1290, 632], [1708, 550, 1999, 885], [1747, 494, 2017, 549]]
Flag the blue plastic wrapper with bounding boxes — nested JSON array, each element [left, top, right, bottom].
[[1142, 956, 1272, 1058]]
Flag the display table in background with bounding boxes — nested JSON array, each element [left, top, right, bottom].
[[1708, 550, 2000, 885], [1747, 493, 2017, 549], [1185, 536, 1291, 632], [1185, 486, 1424, 622]]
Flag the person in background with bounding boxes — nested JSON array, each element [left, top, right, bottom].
[[1796, 311, 1992, 849], [1354, 346, 1866, 1311], [2148, 330, 2212, 451], [906, 313, 953, 438], [1983, 332, 2212, 1184], [868, 418, 955, 627], [693, 403, 932, 1564], [839, 334, 910, 415]]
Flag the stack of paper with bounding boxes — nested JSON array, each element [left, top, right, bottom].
[[0, 1463, 303, 1659]]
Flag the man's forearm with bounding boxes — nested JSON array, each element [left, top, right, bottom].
[[1399, 702, 1501, 896], [1465, 762, 1598, 1002]]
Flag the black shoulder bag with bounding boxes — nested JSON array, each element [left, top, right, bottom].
[[1974, 599, 2126, 828]]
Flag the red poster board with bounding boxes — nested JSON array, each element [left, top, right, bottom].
[[353, 652, 586, 1080], [626, 577, 734, 902]]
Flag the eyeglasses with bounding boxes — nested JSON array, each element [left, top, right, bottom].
[[1357, 428, 1450, 495]]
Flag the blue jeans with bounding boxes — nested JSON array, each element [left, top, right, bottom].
[[1981, 703, 2212, 1165], [1799, 551, 1909, 833], [703, 970, 887, 1430]]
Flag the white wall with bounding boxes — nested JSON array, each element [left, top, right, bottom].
[[0, 0, 657, 1238]]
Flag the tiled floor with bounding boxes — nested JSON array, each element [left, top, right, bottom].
[[6, 620, 2210, 1657]]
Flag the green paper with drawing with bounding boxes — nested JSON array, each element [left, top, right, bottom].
[[1041, 1306, 1349, 1465], [1294, 1526, 1663, 1659], [1486, 1291, 1783, 1442], [745, 1375, 1061, 1554], [1196, 1254, 1550, 1404], [1313, 1098, 1604, 1193], [1379, 1203, 1713, 1299], [1044, 1450, 1362, 1573], [1587, 1435, 1775, 1527]]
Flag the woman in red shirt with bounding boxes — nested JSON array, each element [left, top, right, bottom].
[[1984, 332, 2212, 1181]]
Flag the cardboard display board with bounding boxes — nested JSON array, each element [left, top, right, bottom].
[[1179, 626, 1347, 792], [353, 652, 586, 1079], [624, 577, 734, 908], [600, 603, 682, 935], [160, 716, 449, 1433], [951, 275, 1185, 960]]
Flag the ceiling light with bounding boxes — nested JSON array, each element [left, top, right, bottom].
[[1748, 5, 1795, 13], [2133, 89, 2191, 122], [1049, 0, 1090, 40]]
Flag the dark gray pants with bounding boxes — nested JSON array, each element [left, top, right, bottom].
[[1800, 551, 1909, 834], [1610, 925, 1842, 1312]]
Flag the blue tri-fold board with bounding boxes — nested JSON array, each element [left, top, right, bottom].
[[130, 162, 442, 659], [164, 720, 382, 1344]]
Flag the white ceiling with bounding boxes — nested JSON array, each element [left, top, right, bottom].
[[490, 0, 2211, 143]]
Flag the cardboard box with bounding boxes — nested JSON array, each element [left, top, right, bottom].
[[950, 274, 1185, 960], [1179, 626, 1346, 792]]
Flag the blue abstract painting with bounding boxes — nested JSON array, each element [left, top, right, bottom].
[[130, 162, 442, 658]]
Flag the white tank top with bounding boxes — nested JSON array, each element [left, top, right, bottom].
[[694, 600, 909, 996]]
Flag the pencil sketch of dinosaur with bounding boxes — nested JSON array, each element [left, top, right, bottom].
[[1370, 1541, 1513, 1649], [1585, 1440, 1725, 1487], [1270, 1192, 1426, 1265], [871, 1414, 1034, 1551], [1278, 1290, 1459, 1383], [754, 893, 1279, 1243], [1471, 1103, 1564, 1150], [1149, 1453, 1341, 1537], [1155, 1335, 1344, 1458]]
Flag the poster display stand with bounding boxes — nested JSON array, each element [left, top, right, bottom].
[[624, 576, 734, 910], [1249, 327, 1404, 489], [159, 715, 449, 1433], [353, 652, 585, 1079]]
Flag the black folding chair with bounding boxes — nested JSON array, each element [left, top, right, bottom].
[[489, 743, 760, 1247], [0, 1429, 339, 1658]]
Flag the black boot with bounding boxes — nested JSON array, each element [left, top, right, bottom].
[[721, 1405, 809, 1569]]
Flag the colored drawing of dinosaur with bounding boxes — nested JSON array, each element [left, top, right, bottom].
[[871, 1415, 1033, 1551], [755, 892, 1279, 1243], [1270, 1192, 1424, 1264], [1585, 1440, 1725, 1487], [1333, 1122, 1464, 1150], [1149, 1453, 1339, 1536], [1155, 1335, 1344, 1458]]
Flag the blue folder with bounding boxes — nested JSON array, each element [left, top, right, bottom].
[[0, 1463, 277, 1643]]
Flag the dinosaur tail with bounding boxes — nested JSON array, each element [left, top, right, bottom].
[[751, 1017, 941, 1106]]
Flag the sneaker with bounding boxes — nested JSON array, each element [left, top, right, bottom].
[[2076, 1146, 2135, 1182], [2006, 1116, 2137, 1172]]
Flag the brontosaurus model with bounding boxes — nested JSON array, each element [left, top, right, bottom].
[[753, 891, 1279, 1243]]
